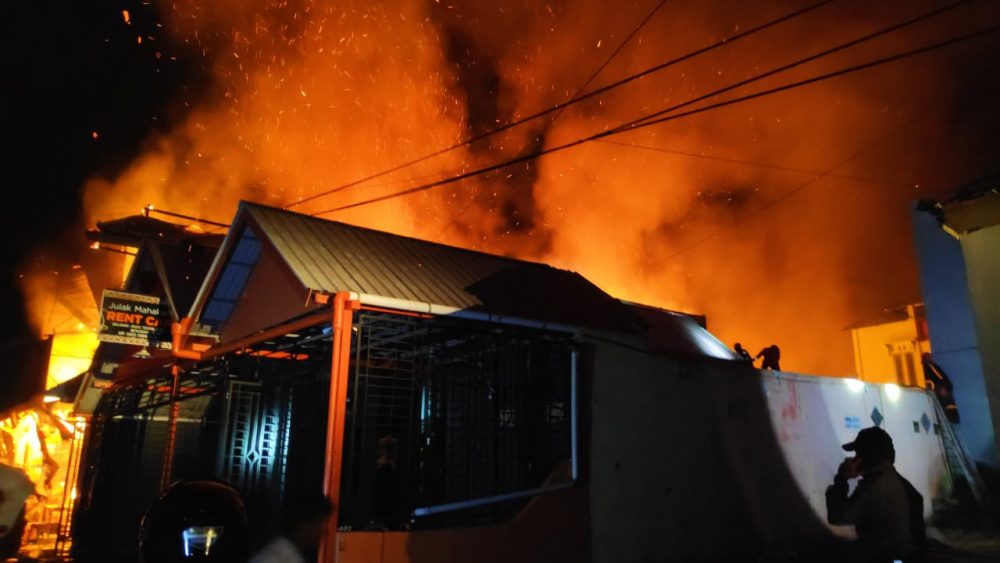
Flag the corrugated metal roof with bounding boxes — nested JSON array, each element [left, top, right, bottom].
[[247, 202, 529, 308], [194, 202, 644, 331], [624, 302, 740, 361]]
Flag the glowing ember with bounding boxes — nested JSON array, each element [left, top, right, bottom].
[[56, 1, 1000, 375]]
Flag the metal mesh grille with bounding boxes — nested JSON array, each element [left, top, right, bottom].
[[341, 314, 421, 529], [340, 311, 573, 530], [74, 325, 332, 559]]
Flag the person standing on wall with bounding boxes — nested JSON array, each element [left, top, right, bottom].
[[756, 345, 781, 371], [734, 342, 754, 364]]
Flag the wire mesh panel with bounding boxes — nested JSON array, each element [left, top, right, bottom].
[[339, 311, 574, 531], [73, 326, 333, 561], [341, 314, 422, 529], [419, 324, 573, 527]]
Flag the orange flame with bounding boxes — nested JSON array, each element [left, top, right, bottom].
[[75, 1, 1000, 375]]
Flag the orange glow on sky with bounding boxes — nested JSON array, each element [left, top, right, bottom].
[[64, 0, 1000, 376]]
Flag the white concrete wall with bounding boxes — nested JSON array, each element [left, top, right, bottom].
[[586, 334, 831, 562], [759, 372, 950, 529], [587, 333, 952, 562]]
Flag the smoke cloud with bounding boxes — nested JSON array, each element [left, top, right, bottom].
[[72, 0, 1000, 375]]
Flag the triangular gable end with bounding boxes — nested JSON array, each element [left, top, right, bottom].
[[191, 201, 649, 334], [188, 204, 322, 344]]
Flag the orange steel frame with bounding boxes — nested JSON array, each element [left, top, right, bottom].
[[169, 292, 361, 562], [320, 292, 360, 563], [164, 307, 336, 490]]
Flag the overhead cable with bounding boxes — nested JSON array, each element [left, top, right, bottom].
[[314, 19, 997, 215], [283, 0, 836, 209]]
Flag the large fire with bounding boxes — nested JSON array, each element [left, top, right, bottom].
[[38, 0, 1000, 375]]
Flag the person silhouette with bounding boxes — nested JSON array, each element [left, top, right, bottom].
[[922, 353, 959, 423], [756, 345, 781, 371], [825, 427, 926, 562], [250, 494, 333, 563], [734, 342, 754, 364]]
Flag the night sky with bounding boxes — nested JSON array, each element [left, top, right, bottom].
[[1, 1, 205, 403], [2, 0, 999, 404]]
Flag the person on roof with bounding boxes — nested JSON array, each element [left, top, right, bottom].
[[756, 345, 781, 370], [826, 427, 926, 562], [734, 342, 754, 364]]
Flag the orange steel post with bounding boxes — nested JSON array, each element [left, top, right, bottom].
[[171, 317, 201, 360], [319, 292, 358, 563], [160, 364, 182, 491]]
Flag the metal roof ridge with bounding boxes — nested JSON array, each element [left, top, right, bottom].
[[240, 200, 574, 274], [618, 298, 704, 319]]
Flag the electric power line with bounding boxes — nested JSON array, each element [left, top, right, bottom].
[[607, 0, 974, 133], [593, 138, 927, 188], [313, 21, 999, 216], [143, 206, 230, 229], [284, 0, 836, 210], [434, 0, 670, 240], [550, 0, 669, 124], [651, 106, 962, 264], [603, 23, 996, 137]]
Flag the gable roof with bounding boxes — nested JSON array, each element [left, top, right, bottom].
[[87, 214, 224, 249], [73, 223, 227, 415], [189, 202, 644, 333]]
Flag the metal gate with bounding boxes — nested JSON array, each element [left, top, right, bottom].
[[216, 380, 290, 534], [73, 328, 333, 561]]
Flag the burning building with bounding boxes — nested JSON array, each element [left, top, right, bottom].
[[68, 0, 1000, 380], [66, 202, 977, 562], [7, 1, 1000, 560]]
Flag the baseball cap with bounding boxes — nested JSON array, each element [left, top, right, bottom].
[[842, 426, 894, 457]]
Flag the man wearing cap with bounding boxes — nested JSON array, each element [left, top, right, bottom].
[[825, 426, 926, 562]]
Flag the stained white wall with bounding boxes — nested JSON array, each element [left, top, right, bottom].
[[587, 334, 952, 563]]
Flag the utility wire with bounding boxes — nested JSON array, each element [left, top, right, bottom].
[[319, 2, 975, 215], [314, 20, 999, 216], [143, 206, 230, 229], [606, 0, 974, 133], [604, 23, 996, 136], [594, 138, 927, 188], [650, 104, 965, 265], [550, 0, 669, 124], [434, 0, 669, 240], [664, 68, 1000, 266], [284, 0, 836, 210]]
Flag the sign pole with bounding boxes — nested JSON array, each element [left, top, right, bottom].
[[160, 364, 181, 492]]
